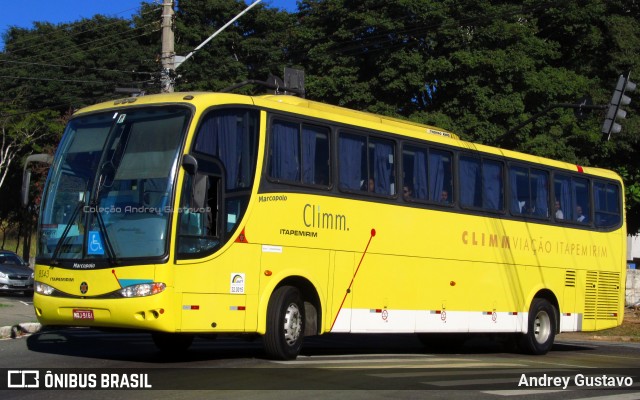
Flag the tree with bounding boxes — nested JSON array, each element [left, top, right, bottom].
[[291, 0, 640, 232], [172, 0, 295, 92], [1, 15, 159, 111], [0, 109, 60, 190]]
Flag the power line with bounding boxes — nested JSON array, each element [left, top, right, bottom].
[[4, 22, 160, 66], [0, 75, 110, 84], [0, 60, 155, 77], [3, 2, 162, 56]]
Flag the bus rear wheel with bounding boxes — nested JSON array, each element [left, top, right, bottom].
[[518, 298, 557, 355], [264, 286, 305, 360], [151, 332, 194, 354]]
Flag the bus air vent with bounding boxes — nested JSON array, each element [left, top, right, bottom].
[[565, 270, 576, 287], [584, 271, 620, 320]]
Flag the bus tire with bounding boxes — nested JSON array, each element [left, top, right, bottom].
[[264, 286, 305, 360], [518, 298, 557, 355], [151, 332, 194, 354]]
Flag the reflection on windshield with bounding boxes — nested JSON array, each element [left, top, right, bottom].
[[39, 107, 190, 262]]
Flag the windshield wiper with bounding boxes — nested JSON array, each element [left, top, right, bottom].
[[50, 200, 85, 266]]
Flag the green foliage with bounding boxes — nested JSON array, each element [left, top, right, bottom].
[[173, 0, 294, 92], [1, 0, 640, 233], [1, 15, 158, 112]]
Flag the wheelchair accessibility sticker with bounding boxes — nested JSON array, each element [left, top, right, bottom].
[[88, 231, 105, 255]]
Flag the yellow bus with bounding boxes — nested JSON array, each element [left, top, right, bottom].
[[30, 91, 626, 359]]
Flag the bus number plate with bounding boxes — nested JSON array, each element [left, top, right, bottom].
[[73, 309, 94, 320]]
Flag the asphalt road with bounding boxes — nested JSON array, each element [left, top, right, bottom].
[[2, 293, 640, 399], [1, 325, 639, 399], [0, 293, 35, 328]]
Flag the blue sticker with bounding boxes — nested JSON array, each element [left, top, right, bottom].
[[88, 231, 105, 255]]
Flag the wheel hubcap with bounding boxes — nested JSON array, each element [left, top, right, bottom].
[[534, 310, 551, 344], [283, 302, 302, 346]]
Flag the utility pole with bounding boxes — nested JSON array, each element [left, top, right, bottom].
[[158, 0, 262, 93], [160, 0, 175, 93]]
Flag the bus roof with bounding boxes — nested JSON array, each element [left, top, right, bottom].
[[256, 94, 460, 140], [73, 91, 620, 182]]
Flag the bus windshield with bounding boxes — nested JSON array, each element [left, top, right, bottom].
[[38, 106, 190, 264]]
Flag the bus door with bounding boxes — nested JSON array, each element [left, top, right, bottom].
[[328, 250, 355, 332]]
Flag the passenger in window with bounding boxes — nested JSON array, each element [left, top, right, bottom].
[[403, 185, 413, 200], [523, 201, 536, 215], [554, 200, 564, 220], [440, 190, 450, 203], [576, 205, 587, 223], [361, 178, 376, 193]]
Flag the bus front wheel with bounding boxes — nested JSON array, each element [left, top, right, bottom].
[[518, 298, 557, 355], [264, 286, 305, 360]]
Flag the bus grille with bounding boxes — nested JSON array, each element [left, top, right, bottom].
[[584, 271, 620, 320]]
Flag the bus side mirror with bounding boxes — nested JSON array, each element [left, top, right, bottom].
[[21, 170, 32, 207], [182, 155, 207, 209], [182, 154, 198, 176], [21, 153, 53, 207]]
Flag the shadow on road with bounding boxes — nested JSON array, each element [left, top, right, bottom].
[[25, 328, 596, 363]]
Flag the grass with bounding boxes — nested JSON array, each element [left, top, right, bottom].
[[0, 234, 38, 260], [592, 309, 640, 338]]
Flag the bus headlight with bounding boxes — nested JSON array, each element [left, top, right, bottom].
[[120, 282, 166, 298], [35, 282, 55, 296]]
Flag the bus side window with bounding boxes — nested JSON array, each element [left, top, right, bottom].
[[269, 121, 330, 187], [460, 156, 503, 211], [338, 133, 366, 191], [302, 125, 330, 186], [402, 145, 452, 203], [573, 177, 590, 224], [554, 175, 571, 221], [509, 166, 548, 217], [177, 172, 219, 256], [460, 156, 482, 208], [369, 137, 395, 195], [269, 121, 300, 182], [594, 182, 621, 228]]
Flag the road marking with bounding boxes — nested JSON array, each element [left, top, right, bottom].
[[271, 357, 479, 365], [323, 363, 526, 369], [370, 368, 565, 378], [484, 392, 640, 399], [569, 393, 640, 400], [425, 377, 524, 387], [294, 353, 439, 359], [482, 389, 567, 396]]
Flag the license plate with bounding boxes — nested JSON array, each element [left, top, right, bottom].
[[73, 309, 94, 320]]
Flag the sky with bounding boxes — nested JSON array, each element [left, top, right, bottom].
[[1, 0, 298, 49]]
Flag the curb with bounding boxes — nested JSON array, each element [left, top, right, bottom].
[[0, 322, 41, 339]]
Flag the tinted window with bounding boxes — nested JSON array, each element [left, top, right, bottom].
[[339, 132, 395, 195], [554, 174, 590, 223], [402, 145, 453, 203], [268, 120, 330, 186], [0, 253, 22, 265], [509, 165, 549, 217], [594, 182, 620, 228], [459, 156, 503, 211], [194, 109, 258, 191]]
